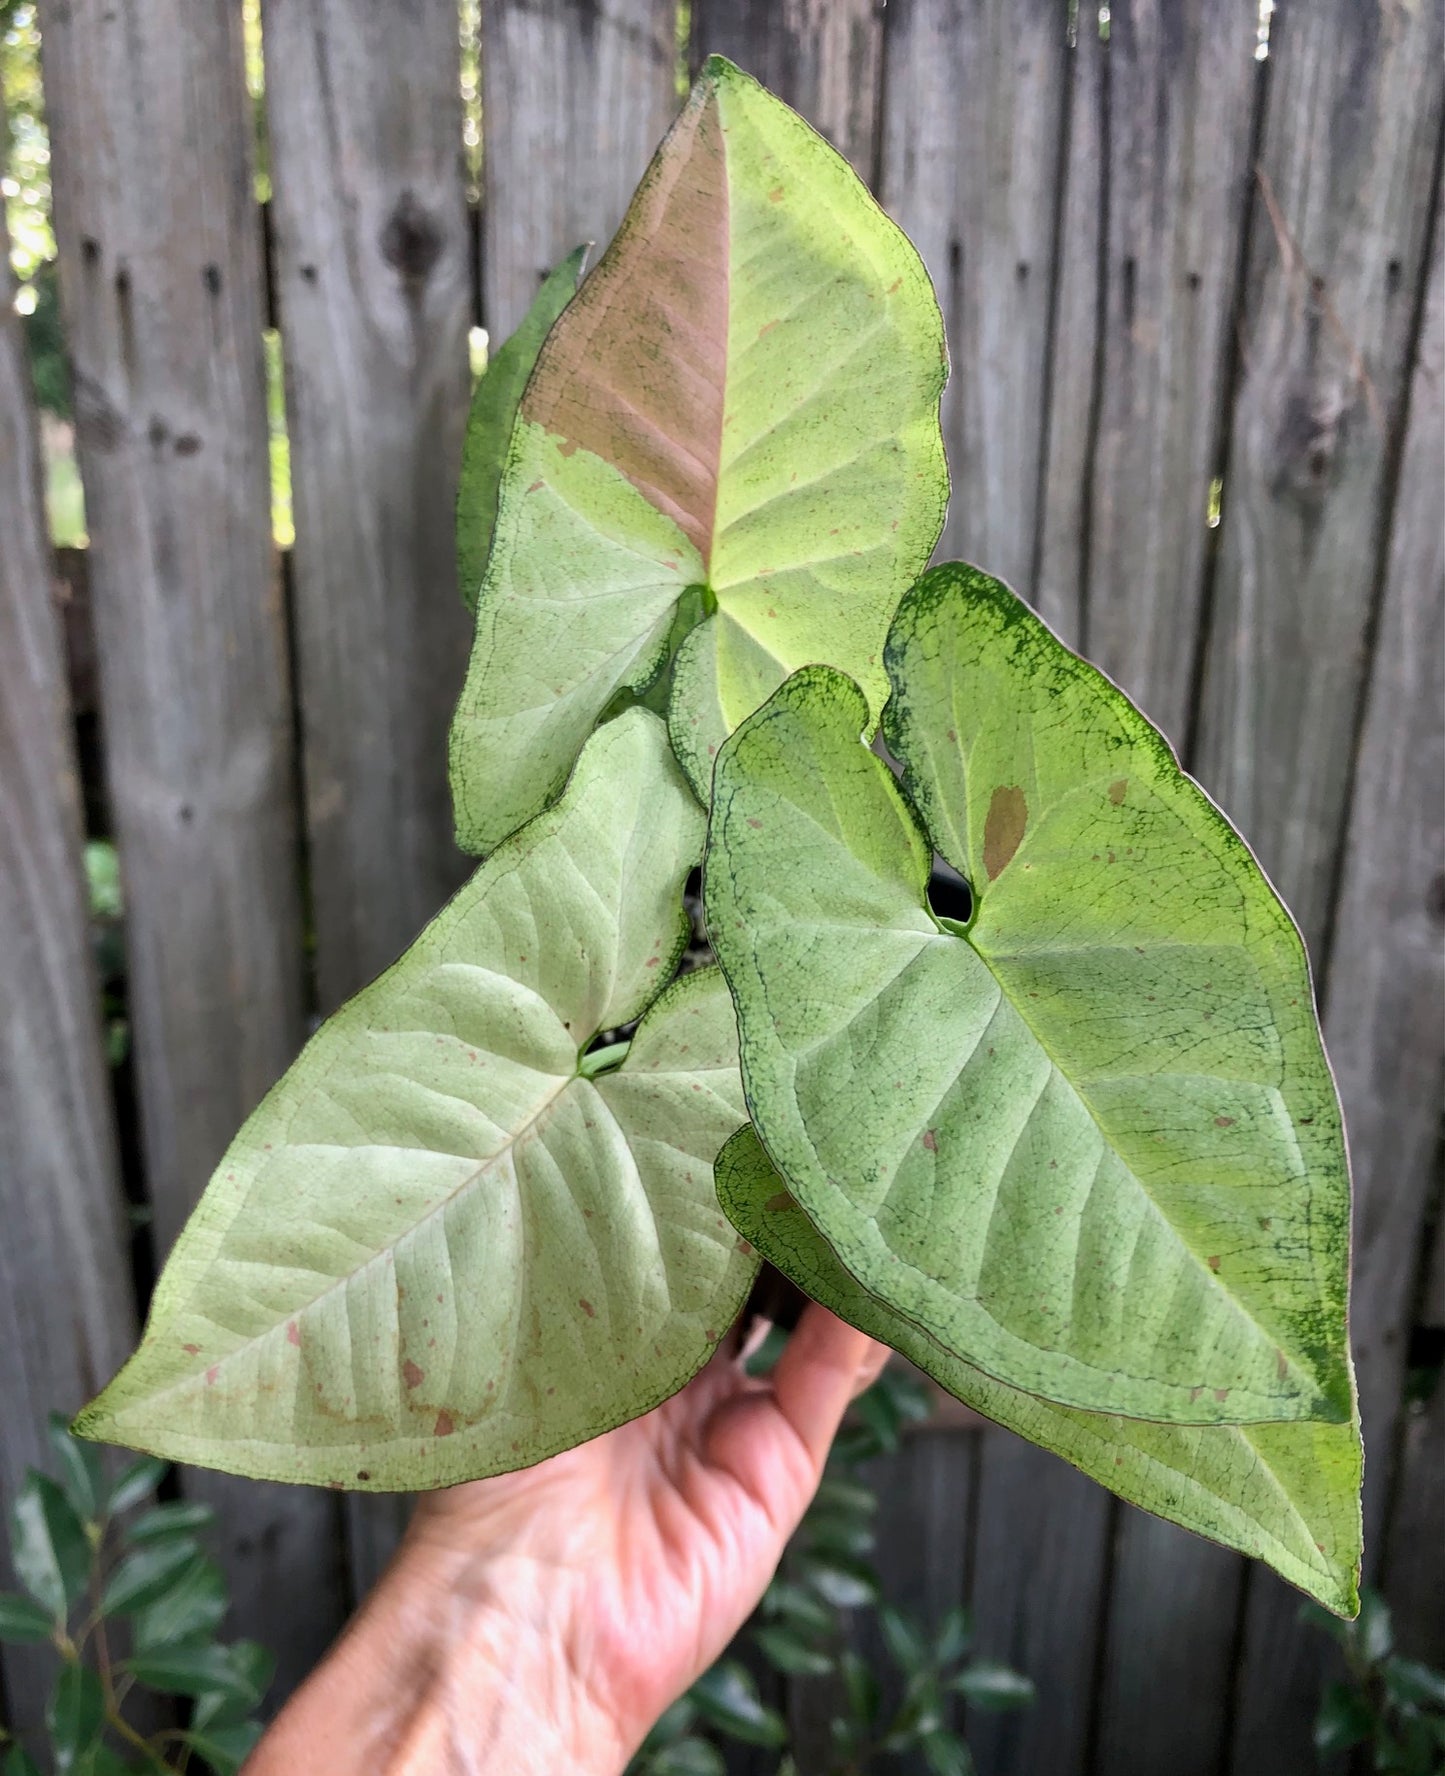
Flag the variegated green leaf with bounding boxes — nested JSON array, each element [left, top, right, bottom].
[[717, 1126, 1360, 1614], [704, 566, 1354, 1427], [79, 712, 755, 1487], [448, 55, 946, 853]]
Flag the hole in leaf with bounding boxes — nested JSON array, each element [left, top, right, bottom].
[[927, 865, 973, 928]]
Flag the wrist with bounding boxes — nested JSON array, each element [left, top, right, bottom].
[[248, 1531, 635, 1776]]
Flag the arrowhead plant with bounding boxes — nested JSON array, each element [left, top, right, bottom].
[[78, 57, 1362, 1615]]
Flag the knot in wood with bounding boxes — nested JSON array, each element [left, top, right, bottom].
[[380, 191, 444, 285]]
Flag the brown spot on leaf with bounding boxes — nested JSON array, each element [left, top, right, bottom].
[[1214, 1116, 1235, 1127], [747, 817, 763, 829], [765, 1192, 794, 1212], [287, 1321, 301, 1347], [403, 1360, 425, 1389], [557, 438, 579, 457], [1259, 1217, 1273, 1232], [434, 1411, 455, 1437], [758, 319, 779, 337], [1189, 1385, 1204, 1402], [768, 185, 784, 202], [356, 1470, 371, 1481], [579, 1298, 596, 1318], [526, 479, 544, 493], [206, 1366, 219, 1387], [983, 784, 1028, 880], [1277, 1348, 1289, 1379], [182, 1342, 200, 1356], [922, 1129, 938, 1152], [1108, 778, 1127, 805], [1207, 1255, 1221, 1272], [1213, 1388, 1230, 1403]]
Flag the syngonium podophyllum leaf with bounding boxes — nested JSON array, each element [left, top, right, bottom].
[[455, 246, 587, 613], [705, 564, 1357, 1429], [448, 54, 947, 853], [78, 711, 756, 1488], [717, 1126, 1361, 1613]]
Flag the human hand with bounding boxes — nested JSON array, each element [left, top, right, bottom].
[[247, 1303, 886, 1776]]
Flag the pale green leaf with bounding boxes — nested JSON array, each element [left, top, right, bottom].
[[705, 567, 1354, 1428], [78, 712, 755, 1488], [456, 246, 587, 614], [449, 56, 946, 852], [716, 1125, 1361, 1612]]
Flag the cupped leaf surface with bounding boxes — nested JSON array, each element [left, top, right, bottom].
[[704, 567, 1354, 1426], [448, 54, 947, 852], [79, 711, 755, 1487], [717, 1126, 1360, 1613]]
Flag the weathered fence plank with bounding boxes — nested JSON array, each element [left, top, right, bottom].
[[1032, 10, 1105, 645], [37, 0, 347, 1698], [691, 0, 883, 177], [1082, 0, 1260, 738], [259, 0, 475, 1600], [0, 91, 137, 1749], [1029, 10, 1107, 650], [1383, 1214, 1445, 1669], [1216, 3, 1445, 1767], [966, 1434, 1111, 1776], [1094, 1516, 1242, 1776], [1324, 197, 1444, 1569], [479, 0, 679, 339], [1192, 0, 1444, 960], [878, 0, 1071, 593]]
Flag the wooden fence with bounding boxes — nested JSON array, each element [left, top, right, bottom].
[[2, 2, 1441, 1771]]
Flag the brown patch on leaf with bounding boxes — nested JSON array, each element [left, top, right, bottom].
[[522, 90, 729, 562], [922, 1129, 939, 1152], [182, 1343, 200, 1356], [1213, 1388, 1230, 1403], [1214, 1115, 1235, 1127], [287, 1321, 301, 1346], [1207, 1255, 1221, 1272], [403, 1359, 425, 1390], [765, 1192, 794, 1212], [579, 1298, 597, 1318], [1108, 778, 1127, 805], [983, 784, 1028, 881], [434, 1410, 455, 1438]]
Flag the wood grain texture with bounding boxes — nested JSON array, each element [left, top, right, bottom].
[[261, 0, 473, 1018], [1323, 201, 1444, 1566], [479, 0, 679, 339], [1032, 12, 1106, 644], [1192, 0, 1444, 959], [0, 89, 136, 1748], [1082, 0, 1260, 738], [878, 0, 1071, 593], [37, 0, 346, 1699], [1093, 1517, 1243, 1776], [964, 1432, 1111, 1776], [1382, 1215, 1445, 1669], [691, 0, 883, 178], [1223, 8, 1445, 1762]]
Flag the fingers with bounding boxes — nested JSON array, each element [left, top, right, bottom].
[[767, 1302, 886, 1472], [850, 1340, 892, 1399]]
